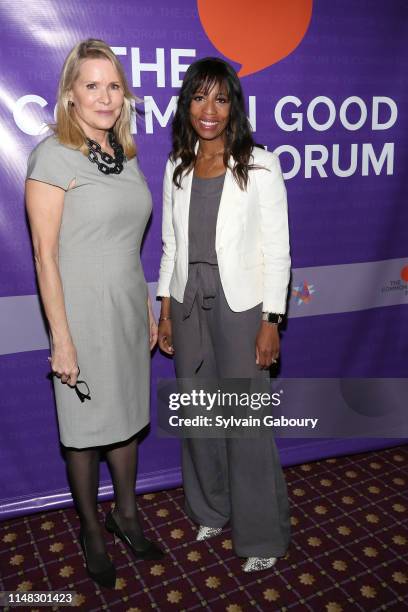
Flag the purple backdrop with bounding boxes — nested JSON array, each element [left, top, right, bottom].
[[0, 0, 407, 519]]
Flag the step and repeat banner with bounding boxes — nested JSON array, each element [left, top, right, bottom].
[[0, 0, 407, 518]]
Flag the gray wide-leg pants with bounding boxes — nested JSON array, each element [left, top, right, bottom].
[[171, 267, 291, 558]]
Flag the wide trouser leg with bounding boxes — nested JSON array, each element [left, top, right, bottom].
[[226, 438, 290, 557], [171, 274, 291, 557], [182, 437, 230, 528], [206, 279, 291, 558], [171, 296, 230, 529]]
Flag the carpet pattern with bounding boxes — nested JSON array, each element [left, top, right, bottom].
[[1, 445, 407, 611]]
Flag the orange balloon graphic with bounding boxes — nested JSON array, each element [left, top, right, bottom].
[[401, 265, 408, 282], [197, 0, 313, 77]]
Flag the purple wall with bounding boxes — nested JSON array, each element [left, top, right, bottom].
[[0, 0, 407, 519]]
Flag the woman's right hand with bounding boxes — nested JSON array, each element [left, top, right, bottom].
[[158, 319, 174, 355], [26, 178, 79, 386], [50, 340, 79, 386]]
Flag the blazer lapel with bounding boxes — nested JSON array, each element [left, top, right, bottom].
[[179, 168, 194, 244], [215, 159, 235, 250], [177, 141, 199, 244]]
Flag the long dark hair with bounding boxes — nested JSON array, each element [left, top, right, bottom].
[[171, 57, 256, 190]]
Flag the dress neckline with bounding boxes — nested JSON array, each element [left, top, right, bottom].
[[193, 171, 226, 181]]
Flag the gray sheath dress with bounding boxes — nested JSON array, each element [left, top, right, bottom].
[[27, 136, 152, 449], [171, 173, 291, 558]]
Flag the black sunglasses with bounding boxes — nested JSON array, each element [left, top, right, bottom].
[[48, 366, 91, 403]]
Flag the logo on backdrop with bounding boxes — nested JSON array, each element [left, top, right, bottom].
[[401, 265, 408, 283], [197, 0, 313, 77], [381, 265, 408, 297], [292, 281, 315, 305], [9, 0, 398, 181]]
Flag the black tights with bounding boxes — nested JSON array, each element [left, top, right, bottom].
[[65, 436, 146, 569]]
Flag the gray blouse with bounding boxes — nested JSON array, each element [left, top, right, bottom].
[[188, 172, 226, 264]]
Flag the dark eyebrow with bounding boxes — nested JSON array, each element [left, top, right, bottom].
[[193, 90, 229, 98]]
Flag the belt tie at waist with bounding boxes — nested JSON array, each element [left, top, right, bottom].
[[182, 262, 219, 373], [182, 262, 218, 319]]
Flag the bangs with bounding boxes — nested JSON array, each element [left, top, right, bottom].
[[190, 73, 230, 99]]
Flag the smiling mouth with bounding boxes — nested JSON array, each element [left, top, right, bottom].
[[199, 119, 218, 128]]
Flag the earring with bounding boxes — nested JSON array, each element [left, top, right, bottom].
[[68, 100, 74, 107]]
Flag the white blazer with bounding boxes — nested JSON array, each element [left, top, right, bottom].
[[156, 146, 291, 313]]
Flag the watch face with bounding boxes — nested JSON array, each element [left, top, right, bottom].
[[262, 313, 282, 323]]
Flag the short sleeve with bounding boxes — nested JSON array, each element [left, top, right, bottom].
[[26, 136, 76, 191]]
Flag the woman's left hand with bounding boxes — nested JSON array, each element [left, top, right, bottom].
[[147, 297, 158, 350], [255, 322, 280, 369]]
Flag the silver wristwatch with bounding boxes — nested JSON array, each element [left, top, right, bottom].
[[261, 312, 283, 325]]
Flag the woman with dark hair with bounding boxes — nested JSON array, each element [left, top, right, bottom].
[[157, 57, 291, 572]]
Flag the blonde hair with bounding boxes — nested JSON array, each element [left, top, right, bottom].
[[54, 38, 137, 159]]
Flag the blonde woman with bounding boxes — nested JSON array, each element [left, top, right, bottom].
[[25, 39, 163, 589]]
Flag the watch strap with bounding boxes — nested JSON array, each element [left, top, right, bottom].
[[261, 312, 283, 324]]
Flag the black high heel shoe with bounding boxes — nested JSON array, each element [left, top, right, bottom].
[[79, 530, 116, 589], [105, 511, 164, 560]]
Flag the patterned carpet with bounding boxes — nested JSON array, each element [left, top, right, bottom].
[[1, 444, 407, 611]]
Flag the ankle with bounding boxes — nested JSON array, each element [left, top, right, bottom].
[[80, 520, 101, 534], [112, 507, 138, 522]]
